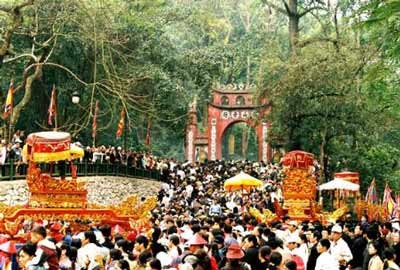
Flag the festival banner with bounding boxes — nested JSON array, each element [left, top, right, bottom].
[[48, 85, 57, 126], [145, 118, 151, 146], [116, 107, 125, 138], [92, 100, 99, 139], [382, 183, 395, 219], [365, 178, 378, 204], [2, 81, 13, 120], [393, 195, 400, 220]]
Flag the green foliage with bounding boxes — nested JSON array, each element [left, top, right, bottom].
[[1, 0, 400, 192]]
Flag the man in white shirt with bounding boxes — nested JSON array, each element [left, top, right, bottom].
[[208, 199, 222, 216], [185, 183, 193, 199], [315, 239, 339, 270], [330, 224, 353, 269], [77, 231, 108, 270], [283, 220, 299, 243]]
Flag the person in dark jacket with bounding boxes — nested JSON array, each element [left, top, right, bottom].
[[242, 234, 260, 270], [307, 230, 322, 270], [362, 225, 379, 270], [350, 225, 368, 270]]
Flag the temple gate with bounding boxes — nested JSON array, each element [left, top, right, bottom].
[[185, 83, 271, 162]]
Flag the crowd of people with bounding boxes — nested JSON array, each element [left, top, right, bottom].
[[1, 149, 400, 270], [0, 130, 160, 176], [82, 146, 158, 171]]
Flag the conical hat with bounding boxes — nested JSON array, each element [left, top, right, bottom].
[[226, 243, 245, 259], [186, 234, 207, 246]]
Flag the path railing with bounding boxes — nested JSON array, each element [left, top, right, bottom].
[[0, 161, 160, 181]]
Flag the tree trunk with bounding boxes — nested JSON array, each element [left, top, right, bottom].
[[0, 0, 35, 67], [289, 16, 299, 52], [288, 0, 299, 53], [11, 59, 45, 128]]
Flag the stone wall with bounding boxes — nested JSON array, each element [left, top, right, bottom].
[[0, 177, 162, 206]]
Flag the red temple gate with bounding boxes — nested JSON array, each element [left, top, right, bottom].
[[186, 83, 272, 162]]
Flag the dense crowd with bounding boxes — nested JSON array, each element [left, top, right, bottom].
[[1, 156, 400, 270], [82, 146, 158, 170], [0, 130, 160, 176]]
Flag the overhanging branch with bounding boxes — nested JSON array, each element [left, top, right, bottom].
[[262, 0, 288, 15], [299, 6, 326, 18]]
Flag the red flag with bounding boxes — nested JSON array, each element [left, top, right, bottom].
[[116, 107, 125, 138], [145, 119, 151, 146], [92, 100, 99, 139], [48, 85, 57, 126], [2, 81, 13, 120]]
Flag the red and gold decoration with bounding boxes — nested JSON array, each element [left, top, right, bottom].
[[116, 107, 125, 138], [280, 151, 317, 220], [48, 85, 57, 126], [281, 150, 314, 170], [1, 81, 13, 120], [249, 207, 277, 223], [145, 118, 151, 146], [23, 132, 73, 163], [92, 100, 99, 140], [0, 131, 156, 237], [334, 171, 360, 184]]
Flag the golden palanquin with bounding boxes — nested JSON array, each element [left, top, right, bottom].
[[281, 151, 317, 220], [0, 131, 156, 236], [22, 132, 87, 208]]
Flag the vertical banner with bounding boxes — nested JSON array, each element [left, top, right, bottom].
[[145, 119, 151, 146], [116, 107, 125, 139], [187, 130, 194, 163], [92, 100, 99, 145], [210, 118, 217, 160], [262, 122, 268, 162], [2, 81, 13, 120], [48, 85, 57, 128]]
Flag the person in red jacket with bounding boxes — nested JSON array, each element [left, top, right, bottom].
[[30, 226, 59, 270]]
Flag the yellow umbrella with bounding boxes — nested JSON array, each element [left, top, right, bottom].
[[224, 172, 263, 192]]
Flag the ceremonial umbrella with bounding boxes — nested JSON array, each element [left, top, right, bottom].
[[224, 172, 263, 192], [318, 178, 360, 191], [318, 178, 360, 209]]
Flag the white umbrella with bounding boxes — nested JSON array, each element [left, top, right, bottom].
[[318, 178, 360, 191]]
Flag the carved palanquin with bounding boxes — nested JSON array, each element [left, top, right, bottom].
[[0, 131, 157, 236], [22, 132, 87, 208], [281, 151, 317, 220]]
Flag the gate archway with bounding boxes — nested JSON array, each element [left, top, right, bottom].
[[186, 83, 271, 163], [221, 121, 259, 161]]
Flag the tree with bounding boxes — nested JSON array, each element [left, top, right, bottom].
[[262, 0, 328, 52], [258, 43, 372, 181]]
